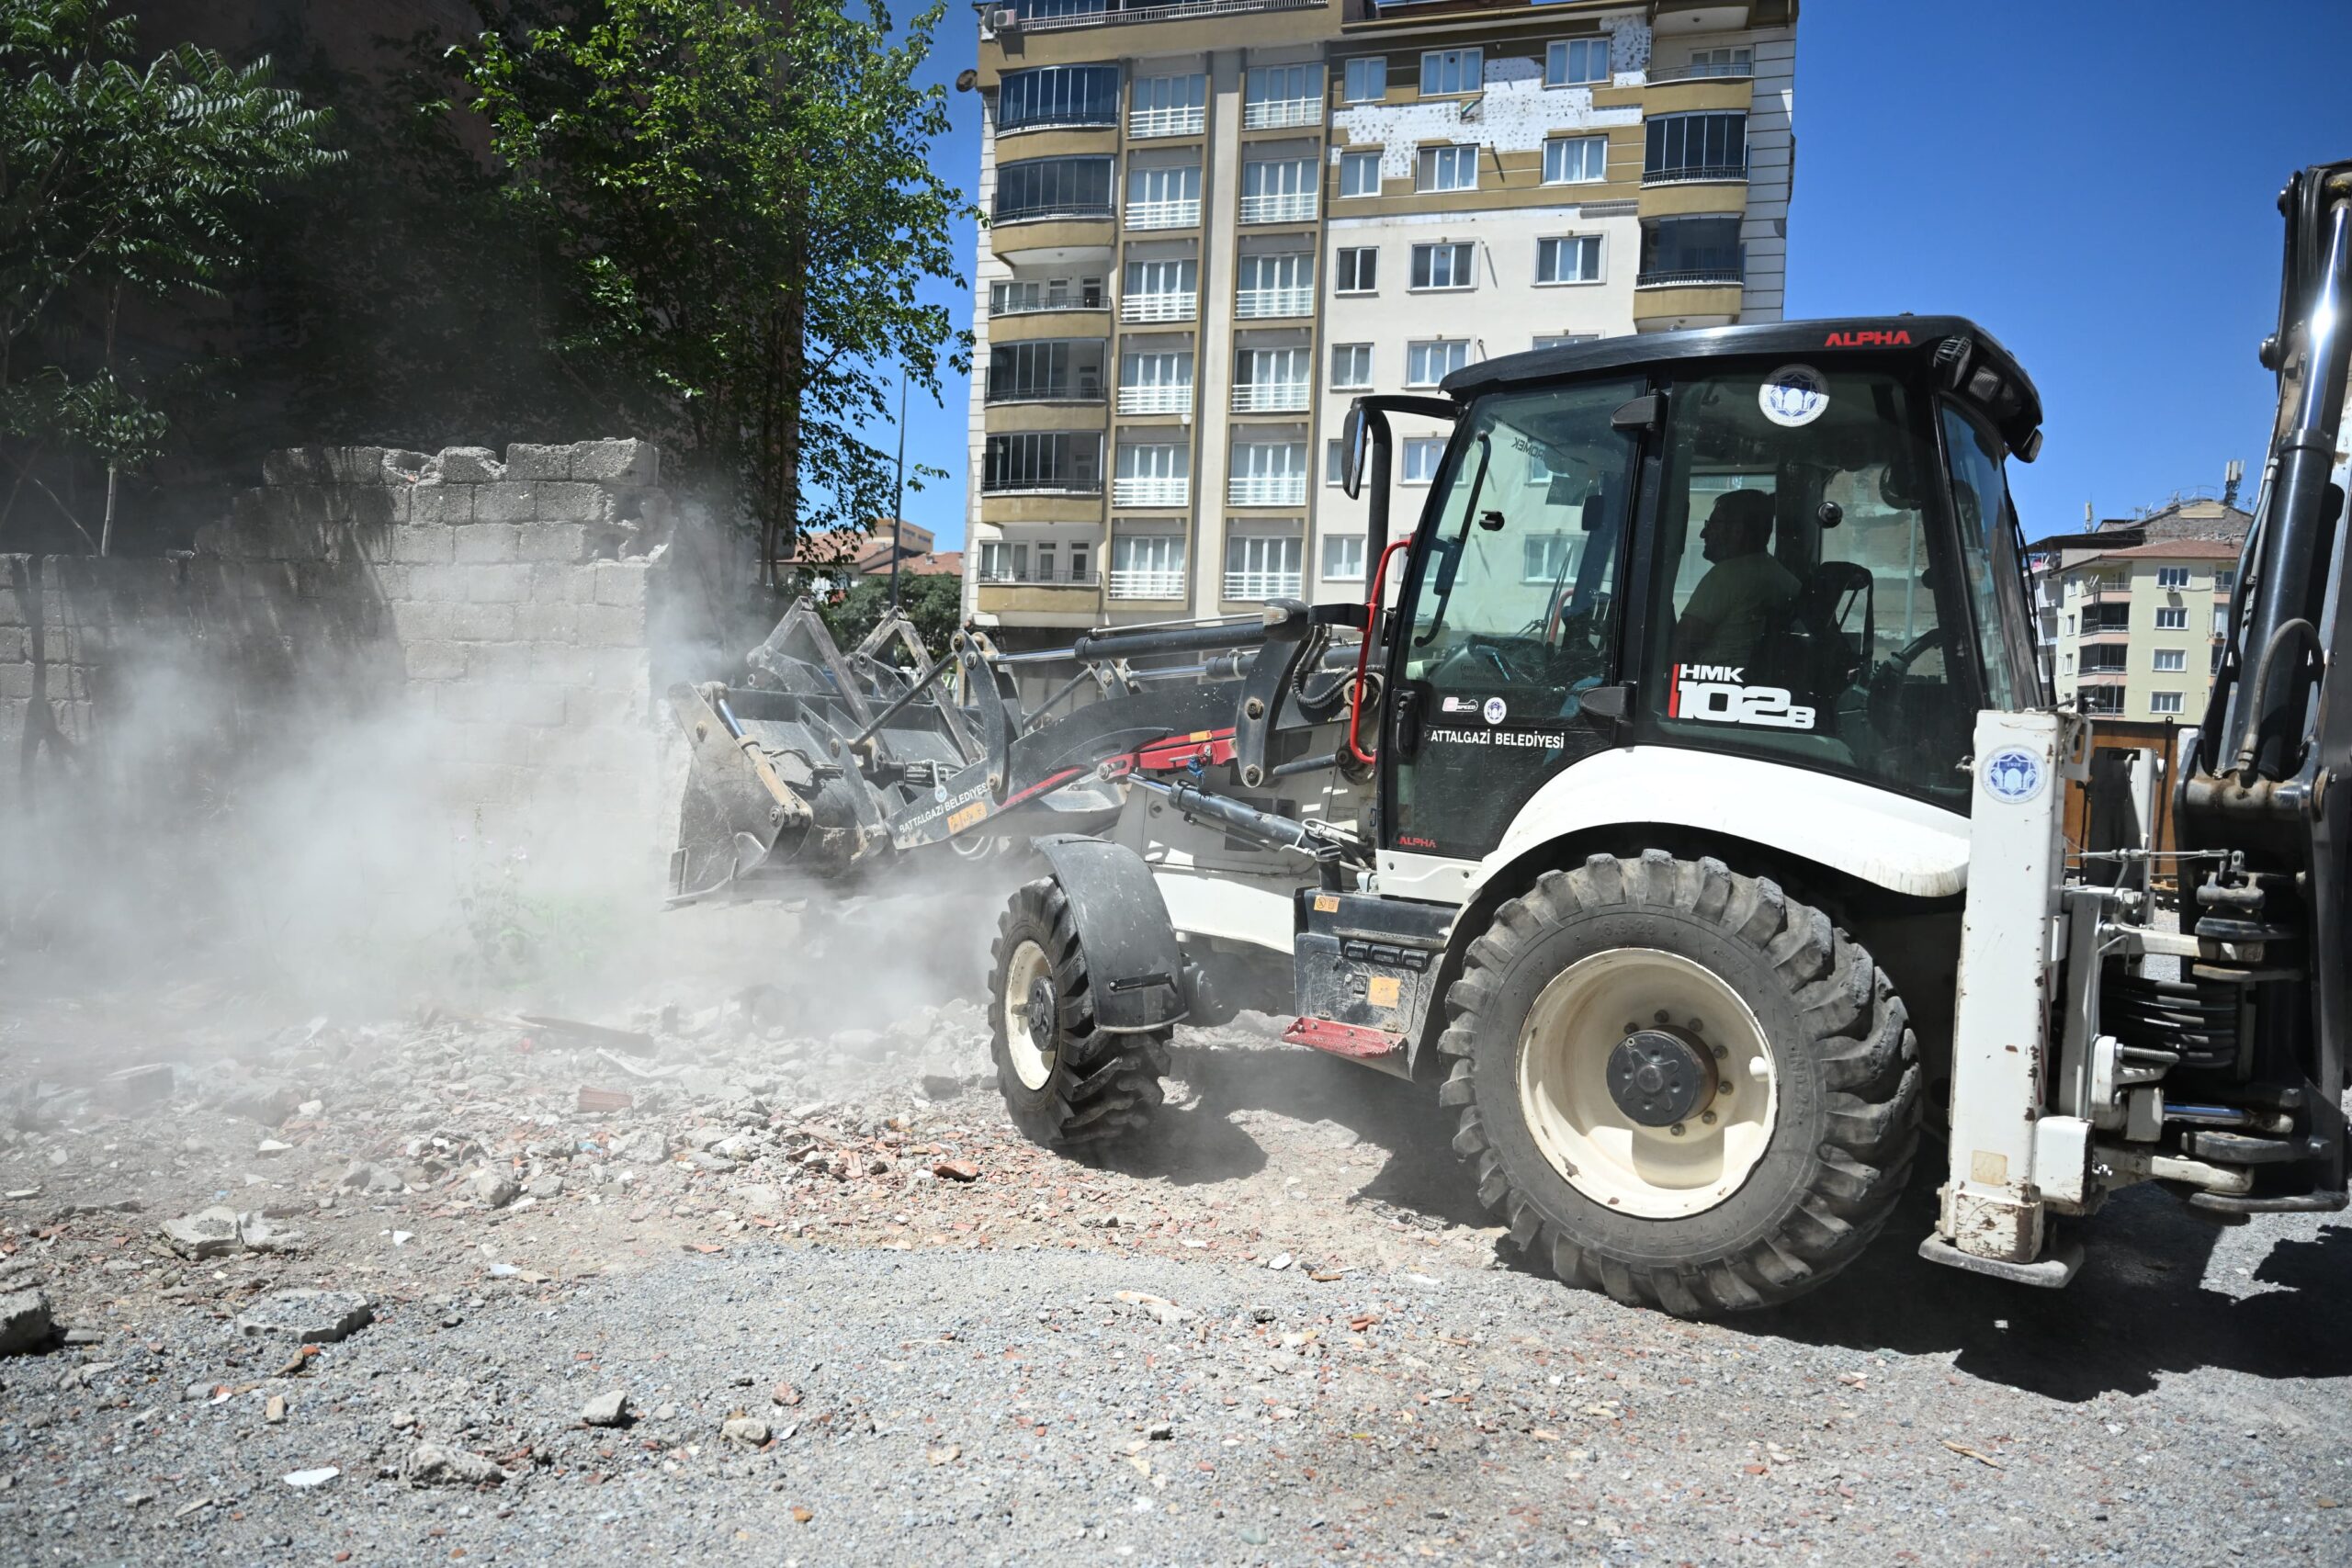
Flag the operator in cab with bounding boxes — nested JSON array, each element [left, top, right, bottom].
[[1676, 488, 1798, 670]]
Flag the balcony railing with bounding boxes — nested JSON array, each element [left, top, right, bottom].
[[981, 476, 1102, 495], [1111, 476, 1189, 507], [994, 0, 1324, 37], [991, 288, 1105, 316], [1128, 105, 1204, 138], [978, 567, 1101, 587], [1120, 291, 1197, 323], [985, 381, 1104, 404], [1645, 62, 1755, 84], [2075, 668, 2129, 685], [1117, 384, 1192, 415], [1108, 568, 1188, 600], [1640, 162, 1748, 186], [1239, 191, 1317, 224], [1222, 569, 1303, 601], [1234, 287, 1312, 319], [1232, 382, 1309, 413], [1227, 474, 1307, 507], [1125, 197, 1201, 231], [994, 198, 1115, 224], [1635, 265, 1744, 288], [1242, 98, 1318, 130]]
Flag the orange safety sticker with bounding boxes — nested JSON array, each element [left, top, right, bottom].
[[946, 801, 989, 833], [1367, 976, 1402, 1010], [1313, 894, 1340, 913]]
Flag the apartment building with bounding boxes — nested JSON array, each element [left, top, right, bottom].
[[963, 0, 1800, 647]]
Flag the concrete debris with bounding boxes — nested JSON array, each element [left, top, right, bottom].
[[232, 1289, 374, 1345], [720, 1415, 772, 1447], [521, 1015, 657, 1055], [462, 1168, 521, 1209], [220, 1083, 301, 1127], [933, 1159, 980, 1183], [338, 1161, 402, 1194], [100, 1064, 175, 1111], [0, 1288, 54, 1356], [159, 1208, 243, 1260], [580, 1390, 631, 1427], [577, 1086, 634, 1113], [282, 1467, 339, 1489], [403, 1443, 510, 1487]]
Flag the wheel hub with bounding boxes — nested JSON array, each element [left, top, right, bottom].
[[1606, 1029, 1716, 1127], [1023, 975, 1057, 1043]]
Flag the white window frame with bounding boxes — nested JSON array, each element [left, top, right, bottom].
[[1320, 532, 1366, 582], [1418, 48, 1481, 96], [1334, 246, 1377, 294], [2152, 648, 2187, 672], [1223, 532, 1304, 600], [1684, 46, 1752, 78], [1405, 339, 1467, 387], [1544, 38, 1609, 87], [1128, 73, 1206, 139], [1339, 149, 1382, 198], [2150, 691, 2185, 715], [1536, 233, 1604, 286], [2154, 605, 2188, 630], [1109, 532, 1188, 600], [1341, 56, 1386, 104], [1243, 63, 1319, 130], [1416, 143, 1479, 194], [2155, 566, 2191, 589], [1240, 157, 1317, 223], [1521, 532, 1575, 584], [1408, 241, 1476, 291], [1329, 342, 1372, 390], [1543, 134, 1608, 186], [1400, 436, 1446, 485], [978, 539, 1030, 583]]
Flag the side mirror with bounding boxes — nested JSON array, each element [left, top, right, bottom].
[[1341, 401, 1369, 501]]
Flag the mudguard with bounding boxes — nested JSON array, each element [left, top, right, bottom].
[[1034, 834, 1189, 1034]]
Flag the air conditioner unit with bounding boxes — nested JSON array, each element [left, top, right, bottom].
[[991, 8, 1021, 31]]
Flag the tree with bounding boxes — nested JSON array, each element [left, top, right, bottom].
[[0, 0, 335, 550], [816, 569, 961, 657], [458, 0, 970, 588]]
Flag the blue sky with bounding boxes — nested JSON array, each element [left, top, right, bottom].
[[880, 0, 2352, 552]]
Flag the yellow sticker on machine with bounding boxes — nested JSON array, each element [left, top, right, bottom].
[[1313, 894, 1340, 913], [1366, 975, 1402, 1010], [946, 801, 989, 833]]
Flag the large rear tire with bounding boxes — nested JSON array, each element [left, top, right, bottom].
[[988, 876, 1169, 1149], [1439, 850, 1919, 1314]]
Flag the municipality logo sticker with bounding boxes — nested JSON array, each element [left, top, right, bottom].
[[1981, 747, 2044, 804], [1483, 696, 1508, 726], [1758, 363, 1829, 428]]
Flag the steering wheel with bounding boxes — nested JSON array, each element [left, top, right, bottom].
[[1435, 633, 1551, 688], [1887, 626, 1947, 672]]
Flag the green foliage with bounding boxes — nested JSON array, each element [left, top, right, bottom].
[[0, 0, 336, 546], [457, 0, 972, 579], [816, 570, 963, 658]]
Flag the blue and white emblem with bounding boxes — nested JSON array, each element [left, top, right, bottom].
[[1981, 747, 2044, 804], [1482, 696, 1508, 726]]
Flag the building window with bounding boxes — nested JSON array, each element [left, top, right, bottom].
[[1111, 444, 1189, 507], [1544, 134, 1607, 186], [1225, 532, 1304, 601], [2156, 566, 2190, 589], [1532, 333, 1598, 351], [997, 65, 1120, 133], [1125, 163, 1201, 228], [1240, 157, 1317, 222], [1400, 435, 1446, 483], [993, 156, 1115, 222], [1329, 343, 1372, 389], [1684, 46, 1752, 77], [1342, 56, 1386, 103], [2155, 606, 2188, 630], [1109, 533, 1187, 600], [1406, 340, 1467, 387], [1229, 443, 1308, 507], [2150, 691, 2185, 715], [1409, 241, 1476, 290], [1235, 252, 1312, 318], [2062, 651, 2075, 674], [2215, 567, 2237, 593], [1544, 38, 1609, 87], [1334, 246, 1377, 294], [2212, 643, 2225, 674], [1522, 531, 1576, 583], [986, 338, 1106, 402], [1419, 47, 1481, 96], [1536, 234, 1602, 285], [1122, 257, 1197, 321], [2153, 648, 2187, 671], [1416, 144, 1479, 193], [983, 432, 1102, 492], [989, 276, 1104, 314], [1321, 533, 1366, 581], [1339, 149, 1381, 198], [2064, 615, 2075, 634], [1234, 346, 1311, 412], [1638, 215, 1743, 285], [2083, 645, 2130, 673], [1643, 111, 1747, 184], [1325, 438, 1349, 486], [1244, 63, 1319, 130], [978, 540, 1029, 583], [1128, 73, 1205, 138], [1116, 345, 1193, 414], [2079, 687, 2125, 715]]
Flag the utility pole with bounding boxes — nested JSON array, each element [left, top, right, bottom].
[[889, 368, 908, 615]]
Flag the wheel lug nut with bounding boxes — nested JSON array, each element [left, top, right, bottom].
[[1702, 1110, 1718, 1125], [1711, 1043, 1728, 1059], [1623, 1021, 1640, 1036], [1653, 1010, 1671, 1024], [1669, 1122, 1686, 1137], [1688, 1019, 1704, 1032]]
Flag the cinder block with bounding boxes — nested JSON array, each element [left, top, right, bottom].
[[365, 564, 412, 603], [409, 484, 473, 527], [589, 647, 651, 687], [390, 525, 455, 565], [401, 640, 468, 682], [401, 564, 468, 604], [448, 602, 516, 641], [0, 663, 37, 700], [591, 562, 649, 609], [530, 480, 610, 523], [503, 444, 571, 480], [464, 564, 533, 604], [435, 446, 504, 483], [567, 686, 648, 728], [464, 641, 537, 684], [473, 481, 537, 525], [516, 522, 587, 563], [513, 603, 578, 642], [453, 525, 524, 564], [528, 645, 599, 687], [571, 439, 659, 486], [0, 626, 28, 663], [261, 448, 330, 486], [574, 603, 644, 645]]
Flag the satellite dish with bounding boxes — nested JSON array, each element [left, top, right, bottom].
[[955, 68, 978, 92]]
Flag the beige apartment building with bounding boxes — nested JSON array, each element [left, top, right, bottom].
[[961, 0, 1800, 647]]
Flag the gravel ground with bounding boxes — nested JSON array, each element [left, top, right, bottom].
[[1, 897, 2347, 1564]]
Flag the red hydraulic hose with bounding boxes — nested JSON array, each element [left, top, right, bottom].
[[1348, 537, 1414, 766]]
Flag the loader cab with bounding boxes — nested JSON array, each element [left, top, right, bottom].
[[1373, 320, 2044, 863]]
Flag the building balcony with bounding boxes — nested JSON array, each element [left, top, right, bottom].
[[1645, 62, 1756, 85], [2078, 623, 2132, 643], [1640, 162, 1747, 187], [989, 286, 1106, 317], [1232, 382, 1309, 413], [1107, 568, 1188, 601], [1128, 105, 1204, 138], [1243, 98, 1318, 130], [980, 477, 1102, 497], [986, 0, 1323, 38], [985, 384, 1105, 406], [2075, 668, 2129, 686], [993, 197, 1114, 226], [977, 565, 1100, 587], [1121, 291, 1197, 323], [1125, 197, 1201, 231], [1234, 287, 1312, 320], [1222, 569, 1303, 602], [1228, 474, 1306, 507], [1635, 265, 1744, 289], [1116, 384, 1193, 415], [1112, 476, 1189, 508], [1239, 191, 1317, 225]]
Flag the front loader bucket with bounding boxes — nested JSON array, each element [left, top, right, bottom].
[[667, 682, 821, 902]]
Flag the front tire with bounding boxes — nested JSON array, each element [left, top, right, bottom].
[[1439, 850, 1919, 1314], [988, 877, 1168, 1149]]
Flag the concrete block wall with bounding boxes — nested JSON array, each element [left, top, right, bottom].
[[3, 438, 695, 886]]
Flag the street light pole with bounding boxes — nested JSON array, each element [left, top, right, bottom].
[[889, 367, 908, 616]]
